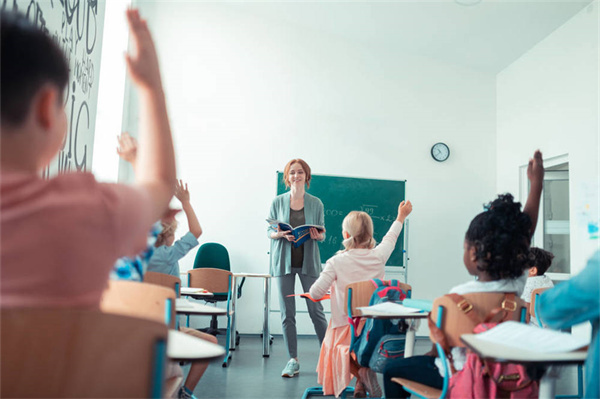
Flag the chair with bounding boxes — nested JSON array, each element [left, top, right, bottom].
[[144, 271, 182, 297], [392, 292, 528, 399], [100, 280, 181, 395], [193, 243, 244, 345], [531, 287, 583, 399], [1, 308, 168, 398], [101, 280, 176, 330], [188, 267, 234, 366], [302, 280, 412, 399]]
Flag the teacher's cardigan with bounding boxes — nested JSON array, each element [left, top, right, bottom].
[[267, 192, 326, 278]]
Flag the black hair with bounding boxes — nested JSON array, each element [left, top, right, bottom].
[[1, 11, 69, 127], [529, 247, 554, 275], [465, 194, 532, 280]]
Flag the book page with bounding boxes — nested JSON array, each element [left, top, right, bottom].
[[358, 302, 423, 315], [475, 321, 590, 353]]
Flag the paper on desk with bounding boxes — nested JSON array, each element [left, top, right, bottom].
[[175, 298, 194, 309], [358, 302, 423, 315], [475, 321, 589, 353]]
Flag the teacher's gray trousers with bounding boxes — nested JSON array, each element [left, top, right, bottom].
[[276, 270, 328, 359]]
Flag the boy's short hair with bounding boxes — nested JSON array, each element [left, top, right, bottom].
[[1, 11, 69, 127], [529, 247, 554, 275]]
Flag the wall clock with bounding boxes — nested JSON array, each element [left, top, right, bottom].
[[431, 142, 450, 162]]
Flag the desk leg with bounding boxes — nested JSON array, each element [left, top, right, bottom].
[[539, 366, 559, 399], [263, 277, 270, 357], [404, 321, 417, 358], [229, 275, 238, 351]]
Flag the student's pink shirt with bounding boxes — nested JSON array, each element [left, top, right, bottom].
[[1, 171, 153, 308], [309, 221, 404, 328]]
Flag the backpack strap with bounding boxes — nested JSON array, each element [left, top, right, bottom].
[[482, 293, 519, 323]]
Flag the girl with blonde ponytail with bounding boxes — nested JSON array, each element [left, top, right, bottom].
[[309, 200, 412, 398]]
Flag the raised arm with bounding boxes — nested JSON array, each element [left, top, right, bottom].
[[116, 132, 138, 172], [175, 180, 202, 239], [375, 200, 412, 262], [523, 150, 544, 238], [125, 9, 176, 222]]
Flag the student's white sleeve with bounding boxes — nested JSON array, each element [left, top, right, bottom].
[[309, 260, 336, 300], [374, 221, 403, 264]]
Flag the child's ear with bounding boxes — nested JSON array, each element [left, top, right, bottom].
[[469, 245, 477, 262], [342, 231, 350, 239], [35, 85, 61, 130], [528, 266, 538, 277]]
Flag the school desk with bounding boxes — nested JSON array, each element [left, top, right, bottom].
[[358, 306, 429, 358], [180, 286, 214, 299], [461, 333, 587, 399], [229, 272, 272, 357], [167, 329, 225, 361]]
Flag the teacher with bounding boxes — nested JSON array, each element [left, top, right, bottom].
[[268, 158, 328, 378]]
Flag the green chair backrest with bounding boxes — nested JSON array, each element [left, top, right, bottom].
[[193, 242, 230, 271]]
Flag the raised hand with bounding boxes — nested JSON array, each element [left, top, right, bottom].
[[527, 150, 544, 189], [397, 200, 413, 222], [174, 179, 190, 204], [125, 9, 162, 91], [116, 132, 138, 164]]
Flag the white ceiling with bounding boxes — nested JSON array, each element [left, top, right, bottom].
[[232, 0, 593, 74]]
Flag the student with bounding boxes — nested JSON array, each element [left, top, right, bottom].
[[521, 247, 555, 304], [309, 200, 413, 398], [115, 133, 213, 399], [0, 9, 176, 308], [382, 151, 544, 399], [537, 250, 599, 399], [147, 178, 202, 277]]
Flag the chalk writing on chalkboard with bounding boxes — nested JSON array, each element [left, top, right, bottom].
[[3, 0, 105, 176]]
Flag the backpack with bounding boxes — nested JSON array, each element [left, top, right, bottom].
[[350, 279, 408, 370], [430, 293, 539, 399]]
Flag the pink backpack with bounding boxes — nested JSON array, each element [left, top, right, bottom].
[[448, 322, 539, 399], [430, 293, 539, 399]]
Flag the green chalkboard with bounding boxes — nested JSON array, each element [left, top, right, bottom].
[[276, 173, 406, 266]]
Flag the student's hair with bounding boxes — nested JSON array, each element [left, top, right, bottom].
[[529, 247, 554, 275], [465, 194, 532, 280], [155, 220, 178, 247], [283, 159, 312, 188], [1, 11, 69, 127], [339, 211, 376, 252]]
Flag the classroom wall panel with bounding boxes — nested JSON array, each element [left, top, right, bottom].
[[129, 2, 498, 335], [2, 0, 106, 176], [496, 2, 599, 274]]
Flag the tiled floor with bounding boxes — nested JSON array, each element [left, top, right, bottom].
[[189, 334, 582, 399]]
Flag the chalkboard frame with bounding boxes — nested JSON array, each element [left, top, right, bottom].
[[276, 172, 407, 267]]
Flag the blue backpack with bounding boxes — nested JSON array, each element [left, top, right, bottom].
[[351, 279, 409, 370]]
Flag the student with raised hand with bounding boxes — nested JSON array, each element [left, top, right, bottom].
[[0, 9, 175, 308], [309, 200, 413, 398], [114, 133, 213, 399], [382, 150, 544, 399]]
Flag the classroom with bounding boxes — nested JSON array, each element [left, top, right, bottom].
[[1, 0, 598, 398]]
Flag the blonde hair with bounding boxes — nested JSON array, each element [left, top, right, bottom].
[[339, 211, 376, 252], [155, 219, 178, 247]]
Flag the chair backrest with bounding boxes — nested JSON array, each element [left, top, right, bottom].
[[1, 308, 168, 398], [193, 242, 230, 271], [144, 271, 181, 296], [430, 292, 528, 348], [530, 287, 551, 319], [345, 280, 413, 317], [188, 268, 232, 295], [101, 280, 176, 329]]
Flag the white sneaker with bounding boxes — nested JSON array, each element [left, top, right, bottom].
[[281, 358, 300, 378]]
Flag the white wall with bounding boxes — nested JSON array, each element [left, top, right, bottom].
[[131, 2, 497, 334], [497, 2, 599, 274]]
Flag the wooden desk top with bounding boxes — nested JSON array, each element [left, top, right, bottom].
[[167, 330, 225, 361], [461, 334, 587, 365]]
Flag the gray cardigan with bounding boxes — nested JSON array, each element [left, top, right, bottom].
[[267, 192, 326, 278]]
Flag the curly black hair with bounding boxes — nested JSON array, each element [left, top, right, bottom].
[[465, 194, 532, 280], [529, 247, 554, 275]]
